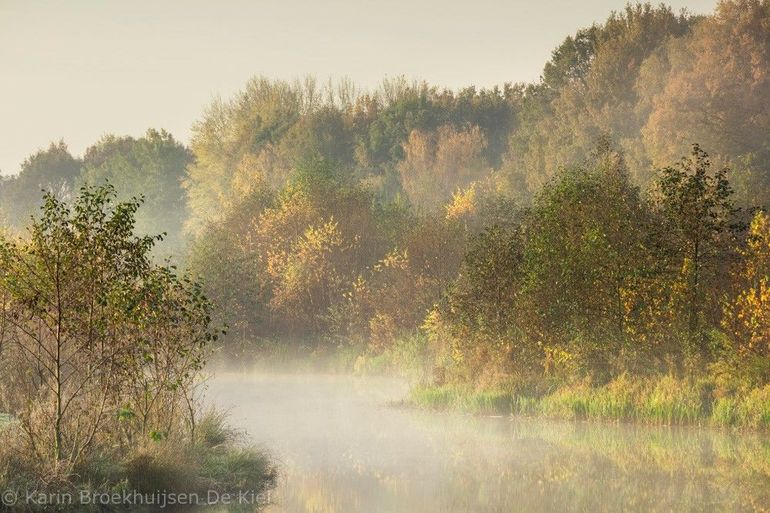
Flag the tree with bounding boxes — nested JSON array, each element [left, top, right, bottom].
[[449, 225, 523, 337], [653, 144, 740, 355], [191, 158, 393, 341], [1, 142, 81, 227], [541, 26, 599, 92], [523, 143, 652, 378], [356, 79, 441, 169], [641, 0, 770, 199], [268, 218, 346, 332], [278, 106, 355, 171], [82, 129, 192, 256], [724, 211, 770, 359], [506, 4, 693, 189], [184, 77, 324, 234], [439, 223, 534, 380], [0, 185, 215, 467], [397, 125, 490, 211], [187, 182, 275, 353]]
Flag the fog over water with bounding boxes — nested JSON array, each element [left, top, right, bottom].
[[206, 372, 770, 513]]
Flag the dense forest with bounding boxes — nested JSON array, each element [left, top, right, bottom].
[[3, 1, 770, 424]]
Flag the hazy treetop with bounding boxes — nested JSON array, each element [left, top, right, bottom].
[[0, 0, 717, 177]]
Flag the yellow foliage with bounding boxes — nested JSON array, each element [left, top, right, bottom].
[[725, 211, 770, 357], [445, 183, 477, 221], [230, 153, 268, 202]]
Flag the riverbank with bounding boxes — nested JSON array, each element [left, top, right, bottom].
[[407, 374, 770, 429], [0, 411, 276, 512], [211, 341, 770, 430]]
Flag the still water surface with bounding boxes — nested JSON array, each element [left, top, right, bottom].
[[207, 373, 770, 513]]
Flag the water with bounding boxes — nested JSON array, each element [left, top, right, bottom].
[[207, 372, 770, 513]]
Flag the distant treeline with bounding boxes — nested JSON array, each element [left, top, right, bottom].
[[0, 130, 191, 255], [2, 1, 770, 394]]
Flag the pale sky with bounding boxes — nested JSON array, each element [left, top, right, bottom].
[[0, 0, 718, 176]]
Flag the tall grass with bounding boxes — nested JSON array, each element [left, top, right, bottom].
[[409, 384, 514, 415], [712, 385, 770, 429], [409, 375, 770, 429]]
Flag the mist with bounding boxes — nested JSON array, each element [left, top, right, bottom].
[[205, 371, 770, 512]]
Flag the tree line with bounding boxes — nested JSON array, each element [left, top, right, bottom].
[[1, 1, 770, 396]]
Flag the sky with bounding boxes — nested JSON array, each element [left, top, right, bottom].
[[0, 0, 718, 177]]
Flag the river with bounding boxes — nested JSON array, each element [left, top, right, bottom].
[[207, 372, 770, 513]]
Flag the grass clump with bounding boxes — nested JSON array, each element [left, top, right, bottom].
[[122, 410, 276, 503], [538, 383, 592, 420], [196, 410, 277, 494], [409, 384, 514, 415]]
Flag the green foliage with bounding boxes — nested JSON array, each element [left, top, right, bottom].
[[450, 224, 523, 335], [0, 185, 216, 457], [0, 186, 273, 510], [523, 144, 651, 373], [541, 26, 598, 91], [0, 141, 81, 227], [82, 129, 192, 256], [653, 144, 741, 354]]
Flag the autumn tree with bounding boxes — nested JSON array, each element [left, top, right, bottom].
[[653, 145, 740, 356], [397, 125, 490, 211], [184, 77, 307, 234], [191, 158, 393, 342], [641, 0, 770, 203], [722, 210, 770, 385], [506, 4, 693, 190]]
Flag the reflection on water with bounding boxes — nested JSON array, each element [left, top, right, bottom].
[[206, 373, 770, 513]]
